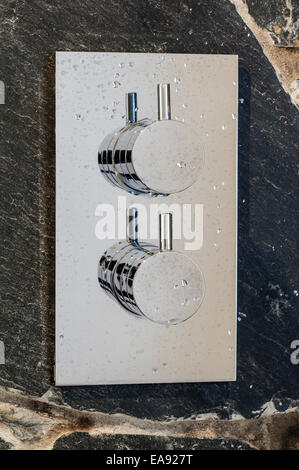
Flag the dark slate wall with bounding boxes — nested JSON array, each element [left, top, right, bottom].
[[0, 0, 298, 421], [53, 433, 254, 450]]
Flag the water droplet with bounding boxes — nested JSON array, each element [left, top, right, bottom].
[[74, 113, 82, 120], [114, 72, 120, 78], [239, 98, 244, 104], [154, 306, 160, 312], [232, 113, 237, 120], [294, 290, 298, 296], [181, 298, 190, 306], [175, 87, 180, 93], [182, 103, 188, 108], [184, 63, 187, 68], [174, 284, 179, 289], [213, 185, 219, 190], [119, 62, 124, 68], [188, 28, 193, 35], [233, 81, 237, 86], [152, 368, 158, 374], [221, 124, 227, 130], [206, 132, 210, 137], [221, 181, 225, 186], [181, 279, 188, 286], [217, 228, 222, 234], [177, 161, 186, 168], [200, 113, 205, 119], [228, 346, 233, 352], [228, 329, 232, 336], [217, 203, 221, 209], [173, 77, 181, 84], [59, 334, 64, 339], [193, 296, 200, 302], [112, 81, 121, 88], [129, 62, 134, 68], [213, 242, 218, 247]]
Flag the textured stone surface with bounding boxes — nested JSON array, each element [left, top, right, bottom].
[[245, 0, 299, 46], [0, 0, 298, 450], [0, 387, 298, 450], [53, 432, 254, 450], [0, 437, 11, 450], [230, 0, 299, 107]]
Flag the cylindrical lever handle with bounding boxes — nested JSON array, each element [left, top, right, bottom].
[[127, 207, 139, 244], [126, 92, 138, 124], [159, 212, 173, 251], [157, 83, 171, 121]]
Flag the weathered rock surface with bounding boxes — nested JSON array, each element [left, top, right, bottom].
[[230, 0, 299, 108], [0, 387, 298, 450]]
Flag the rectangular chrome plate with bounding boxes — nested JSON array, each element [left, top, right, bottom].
[[56, 52, 238, 386]]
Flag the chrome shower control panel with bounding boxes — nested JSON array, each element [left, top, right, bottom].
[[56, 52, 238, 386]]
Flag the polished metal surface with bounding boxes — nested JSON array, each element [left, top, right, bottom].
[[98, 210, 205, 324], [132, 120, 203, 194], [127, 207, 139, 244], [126, 92, 138, 124], [56, 51, 238, 386], [157, 83, 171, 121], [98, 83, 204, 196], [134, 251, 205, 325], [159, 212, 173, 252]]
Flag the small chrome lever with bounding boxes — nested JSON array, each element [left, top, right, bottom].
[[157, 83, 171, 121], [126, 92, 138, 124]]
